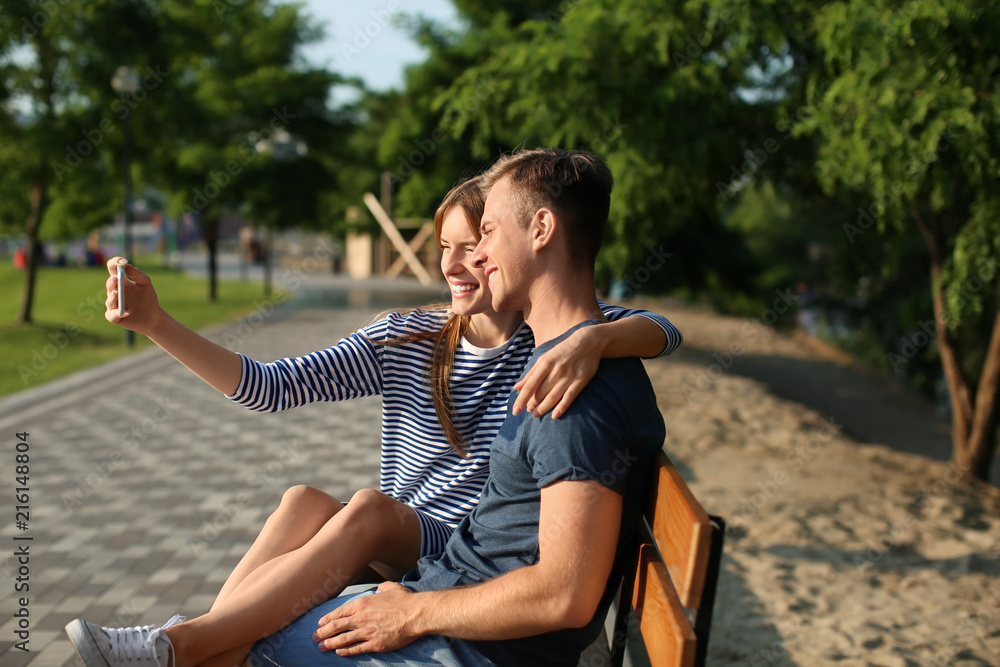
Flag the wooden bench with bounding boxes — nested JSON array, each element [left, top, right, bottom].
[[603, 450, 726, 667]]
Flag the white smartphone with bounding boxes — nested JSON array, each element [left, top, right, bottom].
[[117, 265, 125, 316]]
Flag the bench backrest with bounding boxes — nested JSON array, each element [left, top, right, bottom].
[[611, 450, 725, 667]]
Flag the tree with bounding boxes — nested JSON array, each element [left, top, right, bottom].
[[355, 0, 998, 480], [430, 0, 771, 293], [1, 0, 343, 322], [151, 0, 342, 301], [358, 8, 529, 221], [0, 0, 148, 323], [239, 128, 338, 294], [796, 0, 1000, 480], [423, 0, 999, 480]]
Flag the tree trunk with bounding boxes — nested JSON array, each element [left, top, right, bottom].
[[913, 208, 991, 481], [207, 236, 219, 303], [202, 209, 220, 302], [263, 226, 273, 297], [17, 180, 48, 324], [954, 311, 1000, 481], [18, 25, 56, 325], [932, 264, 977, 469]]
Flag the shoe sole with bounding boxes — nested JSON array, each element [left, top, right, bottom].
[[65, 619, 111, 667]]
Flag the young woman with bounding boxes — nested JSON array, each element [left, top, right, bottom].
[[65, 175, 682, 667]]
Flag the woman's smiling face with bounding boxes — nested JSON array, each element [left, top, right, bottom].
[[439, 206, 493, 316]]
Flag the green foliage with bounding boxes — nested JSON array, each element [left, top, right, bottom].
[[720, 180, 844, 301], [796, 0, 1000, 391], [0, 0, 138, 240], [335, 2, 574, 227], [409, 0, 787, 295], [365, 0, 995, 432], [1, 0, 348, 316], [148, 0, 345, 229], [0, 0, 345, 233]]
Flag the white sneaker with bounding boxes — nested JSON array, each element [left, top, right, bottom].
[[65, 614, 185, 667]]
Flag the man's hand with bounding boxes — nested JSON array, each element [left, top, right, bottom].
[[314, 582, 422, 656]]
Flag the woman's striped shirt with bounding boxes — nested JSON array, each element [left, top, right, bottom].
[[228, 303, 682, 531]]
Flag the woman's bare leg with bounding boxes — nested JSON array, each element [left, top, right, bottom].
[[210, 485, 342, 608], [167, 488, 422, 667]]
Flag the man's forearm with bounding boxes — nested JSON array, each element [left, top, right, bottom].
[[408, 564, 588, 641]]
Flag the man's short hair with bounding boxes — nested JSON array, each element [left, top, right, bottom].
[[480, 148, 614, 268]]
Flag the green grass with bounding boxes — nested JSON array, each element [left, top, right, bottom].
[[1, 261, 278, 398]]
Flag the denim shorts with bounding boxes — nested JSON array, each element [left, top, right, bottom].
[[249, 589, 495, 667]]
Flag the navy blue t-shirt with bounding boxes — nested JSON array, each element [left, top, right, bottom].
[[403, 320, 667, 666]]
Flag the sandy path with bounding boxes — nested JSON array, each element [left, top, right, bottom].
[[639, 299, 1000, 666]]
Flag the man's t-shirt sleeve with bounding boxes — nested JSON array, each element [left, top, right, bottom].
[[524, 384, 634, 496]]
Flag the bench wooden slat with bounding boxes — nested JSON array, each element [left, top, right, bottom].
[[646, 452, 712, 607], [611, 449, 724, 667], [633, 543, 697, 667]]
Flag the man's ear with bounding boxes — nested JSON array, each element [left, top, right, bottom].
[[530, 208, 557, 251]]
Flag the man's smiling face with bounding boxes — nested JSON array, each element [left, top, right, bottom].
[[473, 176, 533, 314]]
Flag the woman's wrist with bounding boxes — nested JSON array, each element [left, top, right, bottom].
[[581, 322, 613, 358]]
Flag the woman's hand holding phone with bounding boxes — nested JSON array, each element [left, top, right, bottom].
[[105, 257, 162, 335]]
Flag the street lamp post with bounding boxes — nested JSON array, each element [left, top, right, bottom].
[[111, 66, 140, 347]]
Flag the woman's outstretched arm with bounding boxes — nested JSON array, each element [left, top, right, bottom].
[[105, 256, 396, 409], [105, 257, 244, 395]]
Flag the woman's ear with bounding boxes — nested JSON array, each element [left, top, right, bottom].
[[531, 208, 557, 251]]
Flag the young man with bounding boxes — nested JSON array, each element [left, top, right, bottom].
[[244, 147, 669, 666]]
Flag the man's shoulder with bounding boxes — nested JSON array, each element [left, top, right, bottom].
[[521, 357, 660, 436], [515, 355, 664, 495], [587, 356, 656, 402]]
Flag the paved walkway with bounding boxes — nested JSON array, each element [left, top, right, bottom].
[[0, 262, 443, 667]]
